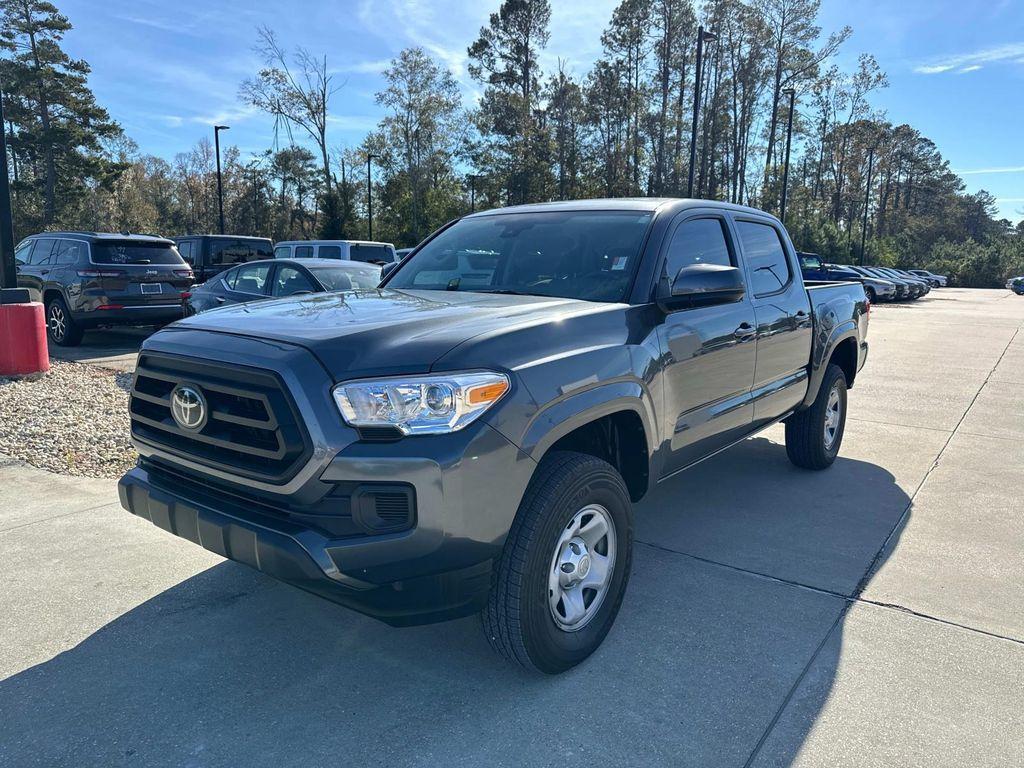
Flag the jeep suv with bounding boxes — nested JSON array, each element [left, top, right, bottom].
[[14, 232, 194, 346]]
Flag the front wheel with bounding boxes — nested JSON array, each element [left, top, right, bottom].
[[483, 451, 633, 674], [785, 363, 848, 470]]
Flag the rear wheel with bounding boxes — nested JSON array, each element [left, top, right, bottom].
[[45, 296, 84, 347], [483, 451, 633, 674], [785, 363, 847, 470]]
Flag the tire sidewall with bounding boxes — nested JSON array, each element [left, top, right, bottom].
[[46, 298, 68, 345], [522, 466, 633, 673], [822, 367, 848, 461]]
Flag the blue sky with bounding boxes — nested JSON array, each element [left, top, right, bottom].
[[57, 0, 1023, 221]]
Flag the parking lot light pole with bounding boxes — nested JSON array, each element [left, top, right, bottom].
[[214, 125, 229, 235], [687, 26, 716, 198], [860, 146, 875, 266], [366, 153, 378, 241], [779, 88, 796, 225], [0, 90, 16, 291], [468, 174, 478, 212]]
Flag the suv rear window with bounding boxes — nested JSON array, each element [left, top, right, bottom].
[[350, 244, 392, 264], [209, 239, 273, 265], [91, 242, 185, 265]]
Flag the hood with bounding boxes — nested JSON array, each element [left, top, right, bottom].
[[167, 288, 611, 377]]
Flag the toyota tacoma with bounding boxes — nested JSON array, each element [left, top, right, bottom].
[[120, 199, 868, 673]]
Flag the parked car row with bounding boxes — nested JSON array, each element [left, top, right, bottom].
[[12, 231, 398, 346], [1007, 276, 1024, 295], [798, 252, 946, 303]]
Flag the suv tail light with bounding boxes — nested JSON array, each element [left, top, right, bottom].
[[173, 269, 194, 279], [77, 269, 125, 278]]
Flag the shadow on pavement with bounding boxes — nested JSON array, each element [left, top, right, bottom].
[[0, 437, 909, 767], [47, 327, 151, 369]]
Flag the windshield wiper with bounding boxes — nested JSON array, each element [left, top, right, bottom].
[[474, 288, 530, 296]]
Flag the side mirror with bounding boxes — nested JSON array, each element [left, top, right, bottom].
[[380, 262, 398, 280], [664, 263, 746, 309]]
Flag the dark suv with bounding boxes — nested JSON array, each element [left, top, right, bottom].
[[173, 235, 274, 283], [14, 232, 194, 347]]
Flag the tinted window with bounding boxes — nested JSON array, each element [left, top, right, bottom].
[[388, 211, 653, 302], [92, 241, 185, 265], [28, 238, 56, 265], [318, 245, 342, 259], [209, 238, 273, 265], [799, 254, 822, 270], [14, 242, 32, 265], [273, 246, 290, 259], [55, 240, 86, 265], [177, 240, 195, 264], [664, 218, 732, 280], [272, 265, 316, 296], [350, 244, 392, 264], [293, 245, 314, 258], [228, 263, 271, 294], [308, 263, 381, 291], [736, 221, 792, 296]]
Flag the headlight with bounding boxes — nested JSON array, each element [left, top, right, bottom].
[[332, 371, 510, 435]]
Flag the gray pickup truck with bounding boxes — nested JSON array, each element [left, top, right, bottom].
[[120, 199, 868, 673]]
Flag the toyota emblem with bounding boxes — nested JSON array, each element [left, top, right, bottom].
[[170, 384, 207, 431]]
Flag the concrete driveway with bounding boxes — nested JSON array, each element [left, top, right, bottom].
[[1, 288, 1022, 767], [47, 326, 150, 372]]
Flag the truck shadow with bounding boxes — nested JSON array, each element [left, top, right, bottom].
[[0, 436, 909, 767]]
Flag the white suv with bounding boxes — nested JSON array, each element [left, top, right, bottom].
[[273, 240, 398, 265]]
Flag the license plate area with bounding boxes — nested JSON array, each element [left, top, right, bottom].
[[141, 283, 163, 295]]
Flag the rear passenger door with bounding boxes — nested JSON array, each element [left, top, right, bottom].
[[18, 238, 57, 302], [217, 263, 272, 306], [657, 211, 758, 477], [732, 216, 813, 425]]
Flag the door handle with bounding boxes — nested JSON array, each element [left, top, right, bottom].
[[39, 269, 49, 275], [734, 323, 756, 340], [215, 296, 226, 303]]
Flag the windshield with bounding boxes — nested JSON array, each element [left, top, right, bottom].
[[92, 241, 185, 265], [387, 211, 654, 302], [309, 264, 382, 291]]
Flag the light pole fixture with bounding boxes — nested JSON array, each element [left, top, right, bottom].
[[779, 88, 796, 225], [687, 26, 717, 198], [213, 125, 230, 235], [366, 153, 379, 241]]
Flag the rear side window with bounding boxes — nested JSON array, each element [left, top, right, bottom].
[[55, 240, 86, 265], [14, 241, 33, 265], [209, 239, 273, 265], [177, 240, 195, 264], [294, 245, 314, 258], [317, 245, 342, 259], [92, 242, 185, 265], [350, 244, 391, 264], [28, 238, 56, 265], [736, 221, 792, 296], [664, 218, 732, 280], [226, 263, 271, 294]]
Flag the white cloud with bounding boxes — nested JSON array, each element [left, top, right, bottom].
[[331, 59, 393, 75], [954, 165, 1024, 175], [956, 65, 982, 74], [914, 42, 1024, 74]]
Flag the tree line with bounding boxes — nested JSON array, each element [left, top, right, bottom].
[[1, 0, 1021, 286]]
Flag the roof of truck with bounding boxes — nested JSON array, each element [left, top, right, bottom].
[[465, 197, 781, 220]]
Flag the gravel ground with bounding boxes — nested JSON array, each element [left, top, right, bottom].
[[0, 360, 136, 479]]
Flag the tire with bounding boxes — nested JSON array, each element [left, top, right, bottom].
[[864, 286, 876, 304], [45, 296, 84, 347], [483, 451, 633, 674], [785, 363, 847, 470]]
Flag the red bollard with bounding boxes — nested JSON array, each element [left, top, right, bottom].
[[0, 300, 49, 378]]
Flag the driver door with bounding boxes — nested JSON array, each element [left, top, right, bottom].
[[657, 212, 757, 477]]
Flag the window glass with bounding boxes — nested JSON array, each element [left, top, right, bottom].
[[28, 238, 56, 265], [230, 263, 271, 294], [14, 242, 33, 265], [317, 245, 342, 259], [388, 211, 653, 302], [56, 240, 86, 265], [736, 221, 792, 296], [92, 242, 185, 265], [350, 244, 392, 264], [664, 218, 732, 280], [177, 240, 194, 264], [799, 254, 822, 270], [308, 263, 381, 291], [294, 245, 314, 258], [208, 238, 273, 265], [273, 246, 290, 259], [272, 265, 316, 296]]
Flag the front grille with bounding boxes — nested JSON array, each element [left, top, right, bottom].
[[130, 352, 311, 483]]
